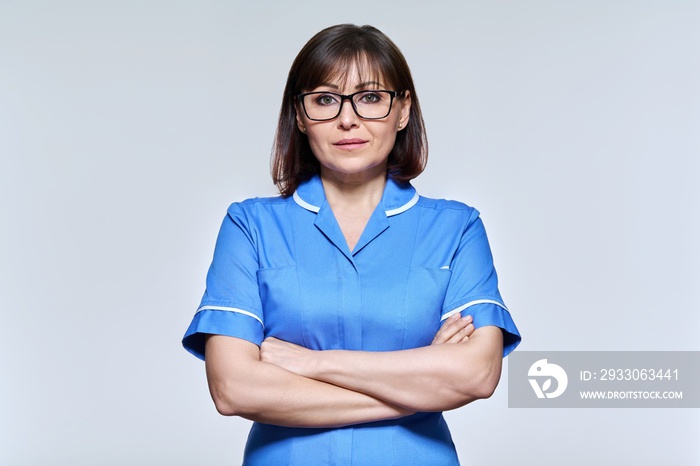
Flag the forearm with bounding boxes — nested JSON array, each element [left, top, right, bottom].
[[205, 335, 412, 428], [283, 327, 504, 412]]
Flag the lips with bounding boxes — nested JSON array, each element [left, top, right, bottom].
[[334, 138, 368, 148]]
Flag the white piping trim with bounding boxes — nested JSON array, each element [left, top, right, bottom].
[[196, 305, 264, 326], [441, 299, 509, 321], [294, 190, 418, 217], [385, 192, 419, 217], [293, 191, 320, 213]]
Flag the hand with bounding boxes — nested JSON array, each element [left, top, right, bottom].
[[260, 337, 315, 377], [431, 313, 474, 345]]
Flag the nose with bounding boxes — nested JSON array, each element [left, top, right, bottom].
[[337, 97, 359, 129]]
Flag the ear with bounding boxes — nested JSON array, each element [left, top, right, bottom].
[[397, 90, 411, 131], [295, 104, 307, 134]]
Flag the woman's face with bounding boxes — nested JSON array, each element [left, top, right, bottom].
[[296, 64, 411, 185]]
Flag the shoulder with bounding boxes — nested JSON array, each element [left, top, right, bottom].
[[230, 194, 289, 209], [414, 195, 481, 227], [217, 195, 295, 235], [226, 195, 291, 216], [416, 195, 476, 212]]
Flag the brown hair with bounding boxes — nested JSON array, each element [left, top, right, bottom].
[[271, 24, 428, 197]]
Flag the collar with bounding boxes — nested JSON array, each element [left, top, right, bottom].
[[292, 175, 419, 217]]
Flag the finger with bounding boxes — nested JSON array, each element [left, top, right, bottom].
[[462, 322, 475, 337], [448, 314, 471, 328], [440, 314, 470, 334], [433, 315, 472, 344], [446, 318, 473, 338], [444, 327, 466, 344], [432, 314, 461, 344], [444, 323, 475, 344]]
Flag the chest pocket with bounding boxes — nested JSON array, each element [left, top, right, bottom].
[[398, 267, 452, 348], [257, 265, 347, 350], [257, 266, 306, 345]]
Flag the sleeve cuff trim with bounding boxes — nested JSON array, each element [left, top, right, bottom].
[[441, 299, 509, 321], [196, 305, 264, 326]]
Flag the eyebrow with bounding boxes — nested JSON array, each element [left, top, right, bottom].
[[354, 81, 383, 89], [317, 80, 385, 91]]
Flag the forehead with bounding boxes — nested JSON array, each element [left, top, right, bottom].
[[309, 55, 391, 91]]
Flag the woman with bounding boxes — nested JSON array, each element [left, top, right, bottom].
[[183, 24, 521, 465]]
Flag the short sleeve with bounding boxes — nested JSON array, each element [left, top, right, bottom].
[[182, 203, 265, 360], [441, 209, 521, 357]]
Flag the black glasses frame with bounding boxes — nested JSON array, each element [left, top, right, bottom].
[[296, 90, 404, 121]]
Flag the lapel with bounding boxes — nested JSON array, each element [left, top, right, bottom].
[[292, 175, 420, 261]]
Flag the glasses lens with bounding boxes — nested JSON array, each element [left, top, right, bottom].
[[302, 93, 341, 121], [353, 91, 393, 119], [302, 91, 393, 120]]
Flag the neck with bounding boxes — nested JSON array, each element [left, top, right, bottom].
[[319, 168, 387, 252], [320, 167, 387, 213]]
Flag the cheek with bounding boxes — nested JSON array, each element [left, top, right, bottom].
[[377, 128, 398, 152], [305, 132, 325, 155]]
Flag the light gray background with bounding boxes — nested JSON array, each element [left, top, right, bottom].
[[1, 1, 698, 465]]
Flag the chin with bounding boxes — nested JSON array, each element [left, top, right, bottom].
[[325, 163, 387, 179]]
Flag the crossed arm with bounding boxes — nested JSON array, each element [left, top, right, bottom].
[[204, 313, 503, 428]]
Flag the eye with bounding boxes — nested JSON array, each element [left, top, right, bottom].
[[313, 93, 339, 106], [357, 91, 384, 104]]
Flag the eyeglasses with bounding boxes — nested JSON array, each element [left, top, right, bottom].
[[297, 90, 403, 121]]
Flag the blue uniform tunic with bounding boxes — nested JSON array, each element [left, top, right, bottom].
[[183, 175, 521, 465]]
